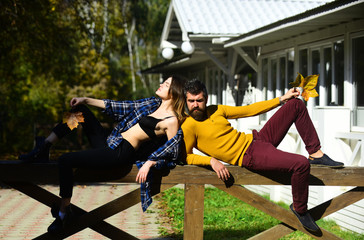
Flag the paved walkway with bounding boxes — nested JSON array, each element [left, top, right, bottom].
[[0, 183, 172, 240]]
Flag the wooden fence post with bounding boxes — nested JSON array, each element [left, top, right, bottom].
[[184, 184, 204, 240]]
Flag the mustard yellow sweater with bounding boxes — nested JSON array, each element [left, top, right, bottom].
[[181, 98, 281, 166]]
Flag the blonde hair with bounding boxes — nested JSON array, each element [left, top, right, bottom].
[[168, 75, 187, 124]]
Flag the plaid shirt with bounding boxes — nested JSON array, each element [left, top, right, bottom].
[[103, 97, 183, 211]]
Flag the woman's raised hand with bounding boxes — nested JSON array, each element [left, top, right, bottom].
[[70, 97, 86, 107]]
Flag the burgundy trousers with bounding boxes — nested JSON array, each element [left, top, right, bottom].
[[242, 98, 321, 214]]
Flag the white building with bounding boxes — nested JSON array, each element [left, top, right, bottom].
[[142, 0, 364, 234]]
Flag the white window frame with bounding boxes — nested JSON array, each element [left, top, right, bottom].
[[261, 50, 294, 99], [297, 36, 345, 108], [350, 31, 364, 132]]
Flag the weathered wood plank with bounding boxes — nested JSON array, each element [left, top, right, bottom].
[[1, 161, 364, 240], [248, 224, 295, 240], [184, 184, 204, 240], [311, 186, 364, 219], [214, 184, 343, 240], [34, 187, 144, 240], [252, 187, 364, 239], [1, 161, 364, 186], [4, 180, 176, 240], [49, 183, 177, 240], [4, 181, 133, 240]]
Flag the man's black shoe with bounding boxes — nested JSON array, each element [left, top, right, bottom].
[[290, 204, 320, 232], [308, 154, 344, 168], [19, 136, 51, 163]]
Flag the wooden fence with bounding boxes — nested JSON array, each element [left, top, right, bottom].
[[1, 160, 364, 239]]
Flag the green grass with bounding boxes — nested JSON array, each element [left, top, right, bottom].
[[156, 187, 364, 240]]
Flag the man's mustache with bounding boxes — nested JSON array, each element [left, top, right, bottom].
[[192, 107, 202, 112]]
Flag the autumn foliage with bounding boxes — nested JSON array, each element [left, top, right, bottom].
[[290, 73, 319, 101], [63, 112, 85, 130]]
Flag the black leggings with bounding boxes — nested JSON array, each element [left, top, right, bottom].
[[53, 105, 136, 198]]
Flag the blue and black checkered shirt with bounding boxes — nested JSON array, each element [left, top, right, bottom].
[[103, 97, 183, 211]]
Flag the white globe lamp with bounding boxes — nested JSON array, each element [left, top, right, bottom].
[[162, 48, 174, 60], [181, 41, 195, 54]]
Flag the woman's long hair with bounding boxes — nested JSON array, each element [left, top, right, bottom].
[[168, 75, 187, 124]]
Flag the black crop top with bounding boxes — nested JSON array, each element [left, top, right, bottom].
[[139, 116, 173, 139]]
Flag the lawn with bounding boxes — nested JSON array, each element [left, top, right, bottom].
[[155, 187, 364, 240]]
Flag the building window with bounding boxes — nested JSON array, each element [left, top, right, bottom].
[[353, 35, 364, 128], [299, 49, 308, 77], [262, 58, 268, 101], [299, 39, 344, 106], [324, 47, 332, 105], [334, 41, 344, 106], [262, 51, 295, 100], [287, 49, 295, 86], [270, 58, 277, 99], [261, 51, 294, 122], [279, 56, 286, 95], [311, 49, 320, 105]]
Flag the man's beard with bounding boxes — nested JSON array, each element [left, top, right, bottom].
[[189, 108, 206, 121]]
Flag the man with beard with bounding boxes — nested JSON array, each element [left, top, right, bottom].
[[181, 79, 343, 233]]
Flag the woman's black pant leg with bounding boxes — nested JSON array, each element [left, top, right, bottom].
[[52, 104, 108, 149], [58, 141, 135, 198]]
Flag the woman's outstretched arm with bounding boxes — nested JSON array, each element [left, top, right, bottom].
[[70, 97, 105, 109]]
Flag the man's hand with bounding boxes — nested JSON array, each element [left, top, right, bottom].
[[210, 157, 230, 181], [136, 161, 156, 183], [280, 88, 300, 103]]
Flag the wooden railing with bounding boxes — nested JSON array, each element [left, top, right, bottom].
[[1, 160, 364, 239]]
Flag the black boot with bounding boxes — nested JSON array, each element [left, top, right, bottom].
[[47, 205, 73, 233], [19, 136, 51, 163]]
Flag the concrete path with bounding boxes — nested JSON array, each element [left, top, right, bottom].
[[0, 183, 172, 240]]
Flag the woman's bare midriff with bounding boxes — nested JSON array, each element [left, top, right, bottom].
[[121, 124, 150, 150]]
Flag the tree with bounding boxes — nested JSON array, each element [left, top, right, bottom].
[[0, 0, 170, 155]]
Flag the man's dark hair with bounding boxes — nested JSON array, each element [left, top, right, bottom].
[[184, 79, 208, 99]]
